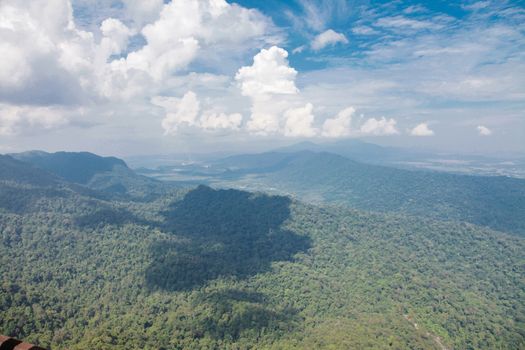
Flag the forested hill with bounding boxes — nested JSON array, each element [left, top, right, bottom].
[[9, 151, 169, 199], [214, 151, 525, 235], [11, 151, 127, 184], [0, 177, 523, 349]]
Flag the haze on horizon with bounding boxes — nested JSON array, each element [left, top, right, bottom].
[[1, 0, 524, 157]]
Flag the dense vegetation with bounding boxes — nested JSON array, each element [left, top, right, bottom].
[[1, 154, 524, 349]]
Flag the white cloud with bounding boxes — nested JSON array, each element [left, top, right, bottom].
[[111, 0, 277, 84], [153, 92, 244, 134], [245, 112, 281, 135], [152, 91, 200, 135], [0, 103, 70, 135], [286, 0, 350, 32], [0, 0, 282, 140], [311, 29, 348, 50], [477, 125, 492, 135], [0, 0, 93, 105], [462, 1, 491, 11], [351, 26, 378, 35], [0, 0, 277, 103], [0, 42, 31, 88], [236, 46, 299, 135], [360, 117, 399, 135], [236, 46, 298, 97], [283, 103, 317, 137], [292, 45, 306, 54], [99, 18, 133, 57], [200, 111, 242, 131], [322, 107, 354, 138], [410, 123, 434, 136], [403, 5, 427, 14]]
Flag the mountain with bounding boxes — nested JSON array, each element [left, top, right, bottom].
[[274, 140, 525, 178], [275, 139, 410, 163], [213, 151, 305, 172], [11, 151, 127, 184], [213, 151, 525, 235], [10, 151, 169, 198]]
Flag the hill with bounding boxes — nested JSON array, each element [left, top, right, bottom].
[[10, 151, 169, 199], [11, 151, 127, 184], [213, 151, 525, 235], [274, 139, 413, 163]]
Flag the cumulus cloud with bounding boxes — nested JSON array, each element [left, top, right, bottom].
[[0, 0, 92, 105], [152, 91, 200, 135], [99, 18, 133, 57], [360, 117, 399, 135], [410, 122, 434, 136], [0, 0, 277, 106], [200, 111, 242, 131], [236, 46, 299, 135], [236, 46, 298, 97], [477, 125, 492, 136], [0, 0, 284, 139], [311, 29, 348, 50], [111, 0, 276, 85], [283, 103, 317, 137], [322, 107, 354, 138], [0, 42, 31, 89], [0, 103, 70, 135], [152, 91, 245, 134]]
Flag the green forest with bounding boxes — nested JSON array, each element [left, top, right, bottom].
[[1, 153, 524, 349]]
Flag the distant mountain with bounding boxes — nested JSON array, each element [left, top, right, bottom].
[[213, 151, 307, 172], [10, 151, 170, 199], [214, 151, 525, 235], [274, 139, 408, 163], [11, 151, 128, 184], [275, 140, 525, 178], [0, 154, 104, 214]]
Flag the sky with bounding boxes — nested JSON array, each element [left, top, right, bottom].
[[0, 0, 524, 156]]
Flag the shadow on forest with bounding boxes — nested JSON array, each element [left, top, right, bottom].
[[145, 185, 311, 292]]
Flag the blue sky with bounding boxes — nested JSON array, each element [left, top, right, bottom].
[[0, 0, 524, 156]]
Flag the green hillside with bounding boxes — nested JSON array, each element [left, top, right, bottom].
[[1, 161, 523, 349]]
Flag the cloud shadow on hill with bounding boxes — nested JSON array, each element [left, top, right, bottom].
[[145, 185, 311, 292]]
